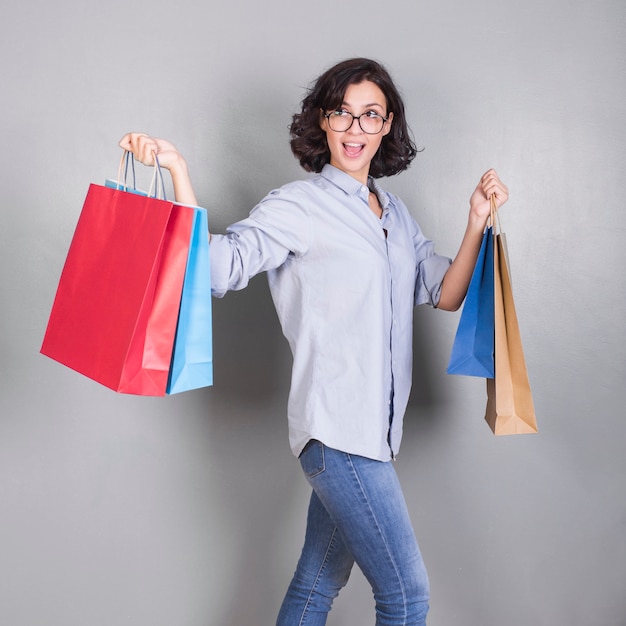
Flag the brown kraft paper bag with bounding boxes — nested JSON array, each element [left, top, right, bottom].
[[484, 225, 538, 435]]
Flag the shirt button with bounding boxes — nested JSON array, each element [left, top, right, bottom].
[[361, 186, 368, 194]]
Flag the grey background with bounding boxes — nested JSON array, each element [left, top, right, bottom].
[[1, 0, 625, 625]]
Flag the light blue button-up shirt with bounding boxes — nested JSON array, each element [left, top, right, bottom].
[[210, 164, 451, 461]]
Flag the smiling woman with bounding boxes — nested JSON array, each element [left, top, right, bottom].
[[289, 57, 417, 178], [118, 56, 509, 626], [320, 81, 393, 185]]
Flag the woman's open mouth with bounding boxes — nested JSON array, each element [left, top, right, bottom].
[[343, 142, 365, 158]]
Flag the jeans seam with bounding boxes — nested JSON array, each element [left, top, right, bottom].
[[345, 452, 409, 626], [298, 526, 340, 626]]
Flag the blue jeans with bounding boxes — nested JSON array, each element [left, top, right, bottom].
[[276, 441, 430, 626]]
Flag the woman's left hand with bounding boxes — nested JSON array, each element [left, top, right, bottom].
[[469, 169, 509, 223]]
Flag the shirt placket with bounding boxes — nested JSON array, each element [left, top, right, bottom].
[[357, 182, 397, 460], [380, 208, 397, 458]]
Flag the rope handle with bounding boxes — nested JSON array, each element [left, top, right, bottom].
[[114, 150, 136, 192], [147, 152, 167, 201], [488, 194, 502, 233], [113, 149, 167, 201]]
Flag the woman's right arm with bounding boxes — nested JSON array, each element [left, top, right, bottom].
[[118, 133, 198, 207]]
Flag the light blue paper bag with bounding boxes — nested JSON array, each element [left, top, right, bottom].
[[166, 205, 213, 393]]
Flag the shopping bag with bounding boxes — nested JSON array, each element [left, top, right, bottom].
[[106, 152, 213, 393], [446, 226, 495, 378], [166, 205, 213, 394], [41, 182, 194, 395], [484, 222, 538, 435]]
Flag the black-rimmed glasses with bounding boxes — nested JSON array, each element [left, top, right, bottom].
[[324, 110, 389, 134]]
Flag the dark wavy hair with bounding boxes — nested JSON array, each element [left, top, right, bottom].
[[289, 58, 418, 178]]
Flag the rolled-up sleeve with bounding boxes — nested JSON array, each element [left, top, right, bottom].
[[395, 197, 451, 308], [415, 252, 452, 307], [396, 207, 452, 307]]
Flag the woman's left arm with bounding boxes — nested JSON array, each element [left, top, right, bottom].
[[436, 169, 509, 311]]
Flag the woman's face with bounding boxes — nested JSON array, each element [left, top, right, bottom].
[[320, 80, 393, 184]]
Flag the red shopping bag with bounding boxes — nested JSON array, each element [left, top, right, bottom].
[[41, 183, 194, 395]]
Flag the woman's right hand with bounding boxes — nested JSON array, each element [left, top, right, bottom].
[[118, 132, 198, 206]]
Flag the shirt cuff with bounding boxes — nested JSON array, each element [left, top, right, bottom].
[[415, 254, 452, 307]]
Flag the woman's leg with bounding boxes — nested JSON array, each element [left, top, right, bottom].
[[281, 440, 430, 626], [276, 489, 354, 626]]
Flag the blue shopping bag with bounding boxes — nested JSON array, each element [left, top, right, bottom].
[[446, 226, 495, 378], [166, 205, 213, 393]]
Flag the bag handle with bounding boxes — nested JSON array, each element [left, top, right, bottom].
[[114, 149, 167, 201], [114, 150, 137, 192], [147, 152, 167, 201], [488, 194, 502, 233]]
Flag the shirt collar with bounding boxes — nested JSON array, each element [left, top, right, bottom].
[[320, 164, 390, 211]]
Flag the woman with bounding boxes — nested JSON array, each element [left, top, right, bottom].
[[121, 57, 508, 626]]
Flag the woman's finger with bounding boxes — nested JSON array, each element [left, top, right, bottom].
[[118, 132, 159, 165]]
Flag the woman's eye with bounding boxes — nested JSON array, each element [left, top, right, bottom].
[[365, 110, 380, 118], [334, 110, 350, 117]]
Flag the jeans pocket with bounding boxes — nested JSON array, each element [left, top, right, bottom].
[[299, 439, 325, 478]]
